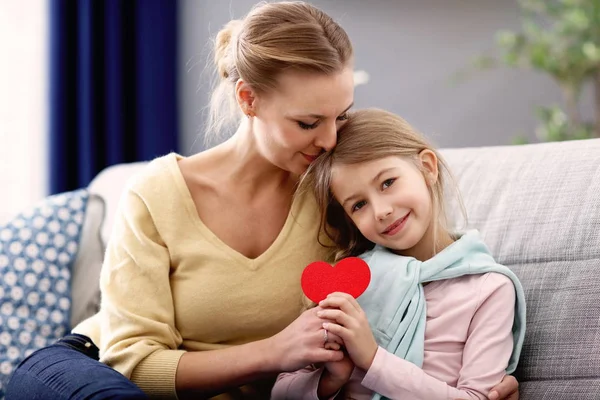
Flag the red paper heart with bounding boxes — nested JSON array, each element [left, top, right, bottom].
[[301, 257, 371, 303]]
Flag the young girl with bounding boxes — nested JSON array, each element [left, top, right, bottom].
[[271, 109, 526, 400]]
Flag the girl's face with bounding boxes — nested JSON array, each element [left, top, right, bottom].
[[330, 153, 438, 259], [250, 68, 355, 175]]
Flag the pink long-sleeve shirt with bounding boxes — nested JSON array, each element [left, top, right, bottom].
[[272, 272, 516, 400]]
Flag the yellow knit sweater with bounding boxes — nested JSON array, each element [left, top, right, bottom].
[[73, 153, 333, 398]]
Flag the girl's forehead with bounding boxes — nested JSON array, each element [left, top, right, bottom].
[[331, 156, 410, 176]]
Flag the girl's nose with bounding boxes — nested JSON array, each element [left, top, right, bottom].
[[374, 200, 393, 221]]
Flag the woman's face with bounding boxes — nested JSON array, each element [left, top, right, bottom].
[[251, 67, 355, 175]]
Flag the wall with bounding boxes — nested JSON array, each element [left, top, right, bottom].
[[178, 0, 595, 154]]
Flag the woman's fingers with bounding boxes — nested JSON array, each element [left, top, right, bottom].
[[325, 329, 343, 345], [313, 348, 344, 363]]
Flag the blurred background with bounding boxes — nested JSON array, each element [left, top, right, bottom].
[[1, 0, 598, 222]]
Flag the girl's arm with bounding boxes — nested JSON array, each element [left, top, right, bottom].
[[271, 366, 328, 400], [272, 349, 353, 399], [320, 274, 516, 400], [361, 274, 516, 399]]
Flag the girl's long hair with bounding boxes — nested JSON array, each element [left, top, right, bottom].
[[300, 108, 466, 261]]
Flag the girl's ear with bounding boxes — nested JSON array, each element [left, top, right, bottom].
[[418, 149, 439, 186], [235, 79, 257, 117]]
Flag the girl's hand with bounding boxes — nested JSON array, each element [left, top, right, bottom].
[[317, 292, 378, 371], [317, 352, 355, 398], [324, 351, 354, 383], [488, 375, 519, 400], [269, 306, 344, 372]]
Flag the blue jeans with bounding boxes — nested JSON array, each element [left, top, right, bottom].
[[6, 334, 148, 400]]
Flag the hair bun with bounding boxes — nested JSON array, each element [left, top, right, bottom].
[[214, 19, 243, 80]]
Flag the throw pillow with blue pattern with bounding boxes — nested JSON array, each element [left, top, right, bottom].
[[0, 189, 89, 398]]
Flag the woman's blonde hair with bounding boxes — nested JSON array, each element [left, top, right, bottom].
[[206, 1, 353, 144], [303, 108, 466, 261]]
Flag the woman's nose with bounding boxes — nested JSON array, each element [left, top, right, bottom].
[[315, 122, 337, 151]]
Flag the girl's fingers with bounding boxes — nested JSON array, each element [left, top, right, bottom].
[[343, 294, 362, 311], [317, 309, 353, 327], [325, 342, 341, 350], [319, 294, 359, 315], [322, 321, 350, 342]]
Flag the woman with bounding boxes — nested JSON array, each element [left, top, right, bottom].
[[7, 2, 519, 399]]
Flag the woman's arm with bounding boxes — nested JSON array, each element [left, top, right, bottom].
[[98, 187, 186, 396], [99, 188, 343, 398], [176, 310, 343, 398]]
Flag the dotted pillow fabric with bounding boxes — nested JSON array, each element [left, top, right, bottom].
[[0, 189, 89, 397]]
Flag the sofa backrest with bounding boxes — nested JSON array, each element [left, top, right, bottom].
[[75, 140, 600, 399], [440, 138, 600, 399]]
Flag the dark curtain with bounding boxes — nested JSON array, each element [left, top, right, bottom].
[[49, 0, 179, 194]]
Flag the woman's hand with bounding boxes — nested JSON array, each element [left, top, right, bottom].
[[317, 292, 378, 371], [268, 306, 344, 372], [488, 375, 519, 400]]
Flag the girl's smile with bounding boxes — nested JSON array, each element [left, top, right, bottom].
[[382, 211, 411, 236]]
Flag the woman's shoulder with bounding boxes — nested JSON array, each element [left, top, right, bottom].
[[123, 153, 188, 199], [114, 153, 195, 220], [114, 153, 197, 237]]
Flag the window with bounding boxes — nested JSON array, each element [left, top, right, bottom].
[[0, 0, 48, 223]]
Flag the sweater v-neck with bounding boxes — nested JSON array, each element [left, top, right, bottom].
[[166, 153, 301, 269]]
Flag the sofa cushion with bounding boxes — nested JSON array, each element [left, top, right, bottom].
[[69, 194, 105, 328], [0, 189, 89, 397], [440, 138, 600, 399]]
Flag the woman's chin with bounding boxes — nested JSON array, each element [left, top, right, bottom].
[[288, 159, 311, 175]]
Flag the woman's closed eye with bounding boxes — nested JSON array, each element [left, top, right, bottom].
[[336, 113, 349, 122], [298, 120, 319, 130], [382, 178, 396, 189], [298, 113, 349, 130]]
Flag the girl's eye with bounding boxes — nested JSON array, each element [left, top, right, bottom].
[[382, 178, 395, 189], [351, 200, 366, 213], [298, 121, 319, 130], [336, 113, 349, 121]]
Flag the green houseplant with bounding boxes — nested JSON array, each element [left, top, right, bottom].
[[459, 0, 600, 143]]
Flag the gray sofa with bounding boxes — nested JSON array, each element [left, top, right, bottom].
[[71, 139, 600, 399]]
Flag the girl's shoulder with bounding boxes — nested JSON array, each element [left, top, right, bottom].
[[427, 272, 515, 306], [476, 272, 516, 304], [457, 272, 514, 293]]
